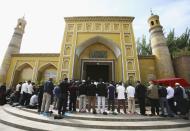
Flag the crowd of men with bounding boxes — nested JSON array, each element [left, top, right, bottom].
[[0, 78, 190, 120]]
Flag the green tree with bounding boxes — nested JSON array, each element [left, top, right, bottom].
[[137, 35, 152, 56], [166, 28, 190, 58]]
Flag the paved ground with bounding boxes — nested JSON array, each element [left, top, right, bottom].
[[0, 105, 190, 131]]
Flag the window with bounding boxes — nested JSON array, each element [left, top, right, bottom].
[[151, 21, 154, 26], [156, 20, 159, 24]]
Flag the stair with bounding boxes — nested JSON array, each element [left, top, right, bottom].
[[0, 105, 190, 131]]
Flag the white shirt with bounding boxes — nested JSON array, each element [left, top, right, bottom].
[[166, 86, 174, 99], [20, 83, 28, 94], [29, 94, 38, 106], [16, 84, 21, 92], [126, 85, 135, 98], [116, 85, 125, 99], [27, 84, 34, 94]]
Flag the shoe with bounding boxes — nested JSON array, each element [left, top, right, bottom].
[[103, 112, 107, 115], [149, 114, 155, 116], [113, 112, 118, 115], [93, 111, 97, 114], [142, 114, 147, 116], [54, 115, 63, 119], [159, 114, 167, 117]]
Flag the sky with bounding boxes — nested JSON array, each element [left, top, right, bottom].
[[0, 0, 189, 65]]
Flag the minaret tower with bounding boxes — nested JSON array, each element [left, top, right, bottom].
[[0, 17, 26, 84], [148, 11, 174, 79]]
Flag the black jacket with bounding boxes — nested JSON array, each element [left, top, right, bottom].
[[44, 81, 54, 95], [135, 84, 147, 98], [174, 86, 184, 100], [59, 81, 69, 96], [78, 83, 87, 95], [97, 82, 107, 97], [86, 83, 96, 96], [158, 86, 167, 98]]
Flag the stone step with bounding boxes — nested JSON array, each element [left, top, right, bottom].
[[0, 122, 25, 131], [16, 106, 179, 122], [0, 105, 190, 130]]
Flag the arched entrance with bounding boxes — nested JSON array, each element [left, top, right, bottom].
[[74, 36, 121, 82], [12, 63, 33, 86], [37, 63, 57, 83]]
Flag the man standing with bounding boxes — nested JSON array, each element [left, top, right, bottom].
[[78, 80, 87, 112], [68, 81, 78, 112], [116, 82, 126, 114], [135, 81, 147, 116], [107, 81, 116, 114], [41, 78, 54, 115], [174, 83, 186, 116], [126, 83, 136, 114], [97, 79, 107, 115], [147, 81, 159, 116], [58, 78, 69, 117], [158, 83, 173, 117], [86, 80, 97, 114], [166, 85, 176, 114], [0, 83, 6, 105], [20, 81, 28, 106], [26, 80, 34, 106], [15, 82, 22, 102]]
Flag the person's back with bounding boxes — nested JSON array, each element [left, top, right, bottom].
[[108, 84, 115, 100], [69, 83, 77, 97], [158, 85, 167, 98], [148, 84, 159, 99], [97, 82, 107, 97], [116, 85, 125, 99], [44, 80, 54, 95], [87, 83, 96, 96], [29, 94, 38, 106], [126, 85, 135, 98], [135, 84, 146, 98], [174, 85, 184, 100], [79, 83, 87, 96], [41, 78, 54, 114], [20, 82, 28, 94], [60, 81, 69, 95], [166, 86, 174, 99]]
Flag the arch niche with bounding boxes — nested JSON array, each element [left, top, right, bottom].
[[12, 63, 33, 86], [74, 36, 121, 81], [37, 63, 57, 83]]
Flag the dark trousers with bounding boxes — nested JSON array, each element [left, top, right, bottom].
[[15, 91, 20, 103], [168, 98, 176, 114], [58, 94, 68, 115], [69, 96, 77, 111], [0, 94, 6, 105], [138, 97, 146, 115], [176, 99, 188, 115], [108, 99, 115, 112], [150, 98, 159, 115], [19, 92, 28, 106], [87, 96, 96, 112], [117, 99, 126, 113], [38, 98, 42, 112], [26, 94, 32, 106]]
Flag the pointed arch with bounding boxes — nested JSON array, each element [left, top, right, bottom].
[[38, 63, 57, 72], [37, 63, 57, 82], [75, 36, 121, 58], [16, 63, 33, 71]]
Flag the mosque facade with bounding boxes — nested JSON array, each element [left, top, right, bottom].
[[0, 14, 176, 87]]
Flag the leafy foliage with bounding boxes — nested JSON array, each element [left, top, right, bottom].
[[136, 35, 152, 56], [166, 28, 190, 58], [137, 28, 190, 58]]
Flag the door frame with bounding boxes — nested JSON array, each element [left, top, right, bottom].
[[80, 59, 114, 81]]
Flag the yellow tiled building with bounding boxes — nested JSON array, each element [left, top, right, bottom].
[[0, 15, 175, 87]]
